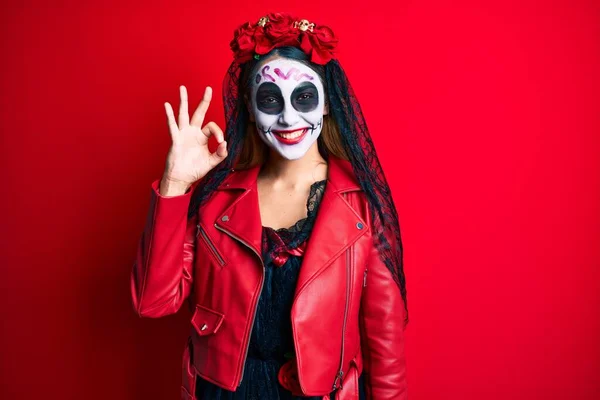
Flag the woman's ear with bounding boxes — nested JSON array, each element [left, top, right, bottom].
[[324, 101, 329, 115], [244, 93, 255, 122]]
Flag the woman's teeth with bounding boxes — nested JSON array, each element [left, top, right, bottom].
[[277, 129, 304, 139]]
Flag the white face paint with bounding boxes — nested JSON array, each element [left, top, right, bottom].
[[250, 58, 326, 160]]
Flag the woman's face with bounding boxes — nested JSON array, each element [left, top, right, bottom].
[[249, 57, 327, 160]]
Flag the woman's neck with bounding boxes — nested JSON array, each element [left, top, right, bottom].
[[258, 142, 328, 190]]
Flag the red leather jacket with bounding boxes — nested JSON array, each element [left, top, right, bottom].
[[131, 155, 408, 399]]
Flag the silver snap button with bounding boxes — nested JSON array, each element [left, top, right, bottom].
[[356, 222, 363, 229], [201, 323, 208, 331], [221, 215, 229, 222]]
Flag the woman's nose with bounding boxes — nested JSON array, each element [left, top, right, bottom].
[[277, 103, 301, 127]]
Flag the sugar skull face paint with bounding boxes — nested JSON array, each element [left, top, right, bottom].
[[250, 58, 326, 160]]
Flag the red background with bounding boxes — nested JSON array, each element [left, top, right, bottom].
[[1, 0, 599, 399]]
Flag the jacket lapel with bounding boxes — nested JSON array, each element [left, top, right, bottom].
[[213, 165, 263, 259], [213, 155, 368, 297], [293, 159, 368, 297]]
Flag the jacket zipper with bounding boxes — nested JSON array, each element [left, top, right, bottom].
[[333, 193, 353, 390], [197, 224, 226, 266], [363, 269, 368, 287], [333, 244, 351, 391], [333, 192, 352, 391], [213, 222, 265, 387]]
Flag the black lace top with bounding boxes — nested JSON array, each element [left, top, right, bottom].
[[195, 179, 365, 399]]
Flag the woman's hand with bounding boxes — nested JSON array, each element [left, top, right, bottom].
[[161, 85, 228, 192]]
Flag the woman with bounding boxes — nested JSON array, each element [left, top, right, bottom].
[[131, 12, 408, 400]]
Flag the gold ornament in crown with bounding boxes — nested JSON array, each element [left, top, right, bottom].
[[257, 16, 269, 27], [294, 19, 315, 32]]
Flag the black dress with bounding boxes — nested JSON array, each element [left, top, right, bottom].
[[195, 179, 366, 399]]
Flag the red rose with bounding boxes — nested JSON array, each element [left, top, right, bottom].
[[300, 25, 338, 65], [230, 22, 257, 64], [253, 26, 273, 56], [278, 359, 303, 396], [264, 12, 296, 41], [256, 12, 298, 55]]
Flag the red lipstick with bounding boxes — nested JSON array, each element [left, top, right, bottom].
[[271, 127, 309, 145]]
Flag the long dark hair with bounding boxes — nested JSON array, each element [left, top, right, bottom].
[[187, 46, 409, 326]]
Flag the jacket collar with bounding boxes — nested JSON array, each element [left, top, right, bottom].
[[212, 154, 368, 300]]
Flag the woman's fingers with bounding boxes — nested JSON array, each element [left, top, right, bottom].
[[190, 86, 212, 128], [208, 140, 228, 168], [200, 122, 226, 167], [164, 102, 178, 136], [178, 85, 190, 128], [201, 121, 225, 143]]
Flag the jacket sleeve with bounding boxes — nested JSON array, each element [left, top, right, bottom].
[[359, 215, 408, 399], [130, 178, 197, 318]]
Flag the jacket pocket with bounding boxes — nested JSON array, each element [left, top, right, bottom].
[[191, 304, 225, 336], [351, 350, 363, 374], [334, 352, 363, 400], [196, 223, 227, 267], [181, 336, 196, 400]]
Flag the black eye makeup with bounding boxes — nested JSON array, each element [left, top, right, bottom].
[[255, 81, 321, 115], [256, 82, 283, 115], [291, 82, 319, 113]]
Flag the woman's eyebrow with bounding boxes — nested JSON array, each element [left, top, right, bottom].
[[293, 81, 317, 89], [256, 83, 283, 96], [257, 88, 281, 95], [292, 82, 318, 91]]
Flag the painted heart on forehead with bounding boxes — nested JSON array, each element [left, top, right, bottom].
[[249, 58, 327, 160]]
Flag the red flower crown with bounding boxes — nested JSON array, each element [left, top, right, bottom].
[[230, 12, 339, 65]]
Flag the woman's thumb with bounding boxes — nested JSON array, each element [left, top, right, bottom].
[[217, 140, 227, 157], [212, 140, 227, 161]]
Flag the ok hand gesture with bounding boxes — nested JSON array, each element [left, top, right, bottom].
[[162, 85, 228, 189]]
